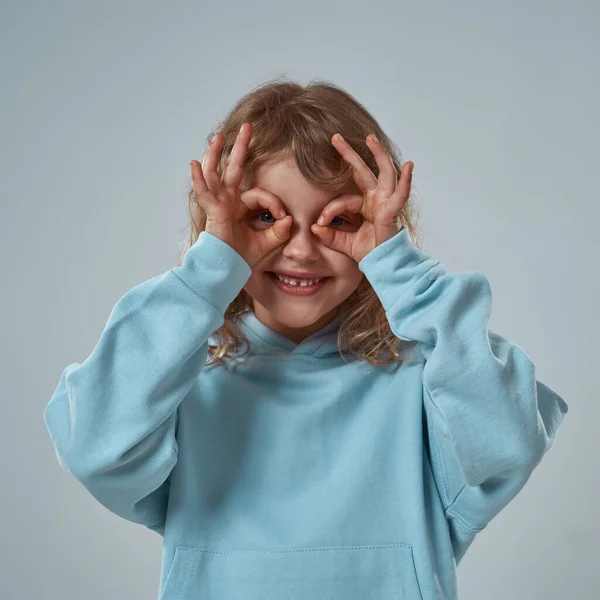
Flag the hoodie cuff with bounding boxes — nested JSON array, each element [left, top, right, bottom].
[[171, 231, 252, 314], [358, 227, 441, 313]]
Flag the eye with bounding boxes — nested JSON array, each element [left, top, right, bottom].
[[252, 212, 352, 228], [327, 215, 363, 231], [255, 210, 276, 225]]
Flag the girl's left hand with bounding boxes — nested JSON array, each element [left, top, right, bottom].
[[311, 133, 414, 263]]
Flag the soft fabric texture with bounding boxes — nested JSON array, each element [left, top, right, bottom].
[[44, 227, 569, 600]]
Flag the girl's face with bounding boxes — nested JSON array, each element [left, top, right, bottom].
[[242, 158, 365, 344]]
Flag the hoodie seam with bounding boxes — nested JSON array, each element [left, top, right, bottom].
[[444, 485, 486, 532], [171, 270, 224, 316], [445, 505, 486, 532], [308, 338, 346, 357], [244, 328, 293, 353]]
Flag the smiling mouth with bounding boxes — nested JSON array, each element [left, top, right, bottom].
[[268, 272, 332, 282], [266, 271, 332, 293]]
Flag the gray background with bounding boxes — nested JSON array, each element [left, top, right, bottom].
[[1, 1, 596, 598]]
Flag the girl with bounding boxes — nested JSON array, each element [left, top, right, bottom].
[[44, 79, 569, 600]]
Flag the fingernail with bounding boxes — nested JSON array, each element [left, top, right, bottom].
[[317, 216, 325, 225]]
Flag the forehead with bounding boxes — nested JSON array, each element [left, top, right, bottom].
[[251, 158, 359, 208]]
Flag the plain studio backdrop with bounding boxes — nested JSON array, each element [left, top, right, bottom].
[[1, 1, 596, 598]]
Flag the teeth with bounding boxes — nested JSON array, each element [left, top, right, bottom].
[[275, 274, 323, 286]]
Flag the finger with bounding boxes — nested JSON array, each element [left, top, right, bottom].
[[261, 215, 292, 250], [331, 133, 378, 194], [190, 160, 218, 212], [190, 160, 208, 195], [202, 133, 225, 192], [384, 161, 414, 218], [222, 122, 252, 189], [239, 187, 287, 219], [317, 194, 363, 227], [366, 134, 397, 196], [398, 161, 414, 197], [311, 223, 354, 257]]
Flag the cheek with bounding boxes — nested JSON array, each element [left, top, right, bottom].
[[339, 272, 365, 297], [243, 271, 269, 300], [333, 257, 363, 284], [333, 259, 365, 298]]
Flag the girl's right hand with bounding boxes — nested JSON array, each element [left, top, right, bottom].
[[189, 122, 292, 269]]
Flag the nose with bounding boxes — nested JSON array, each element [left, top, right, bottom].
[[281, 222, 321, 263]]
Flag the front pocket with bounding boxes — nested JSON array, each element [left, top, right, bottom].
[[159, 543, 423, 600]]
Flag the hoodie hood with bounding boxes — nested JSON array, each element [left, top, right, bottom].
[[232, 309, 349, 358]]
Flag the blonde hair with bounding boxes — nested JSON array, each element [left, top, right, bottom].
[[179, 76, 424, 367]]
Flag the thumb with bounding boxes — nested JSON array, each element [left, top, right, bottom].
[[262, 215, 293, 251], [311, 224, 353, 257], [311, 224, 339, 250]]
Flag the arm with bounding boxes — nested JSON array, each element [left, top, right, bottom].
[[43, 232, 251, 534], [359, 228, 569, 550]]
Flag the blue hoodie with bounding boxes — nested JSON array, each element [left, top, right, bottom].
[[43, 226, 568, 600]]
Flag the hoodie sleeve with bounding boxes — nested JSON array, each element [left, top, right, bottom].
[[358, 227, 569, 549], [43, 232, 252, 535]]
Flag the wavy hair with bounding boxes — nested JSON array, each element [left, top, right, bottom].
[[179, 76, 424, 367]]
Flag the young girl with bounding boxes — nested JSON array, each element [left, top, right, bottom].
[[44, 79, 569, 600]]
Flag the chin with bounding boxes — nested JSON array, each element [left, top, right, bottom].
[[265, 308, 329, 328]]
